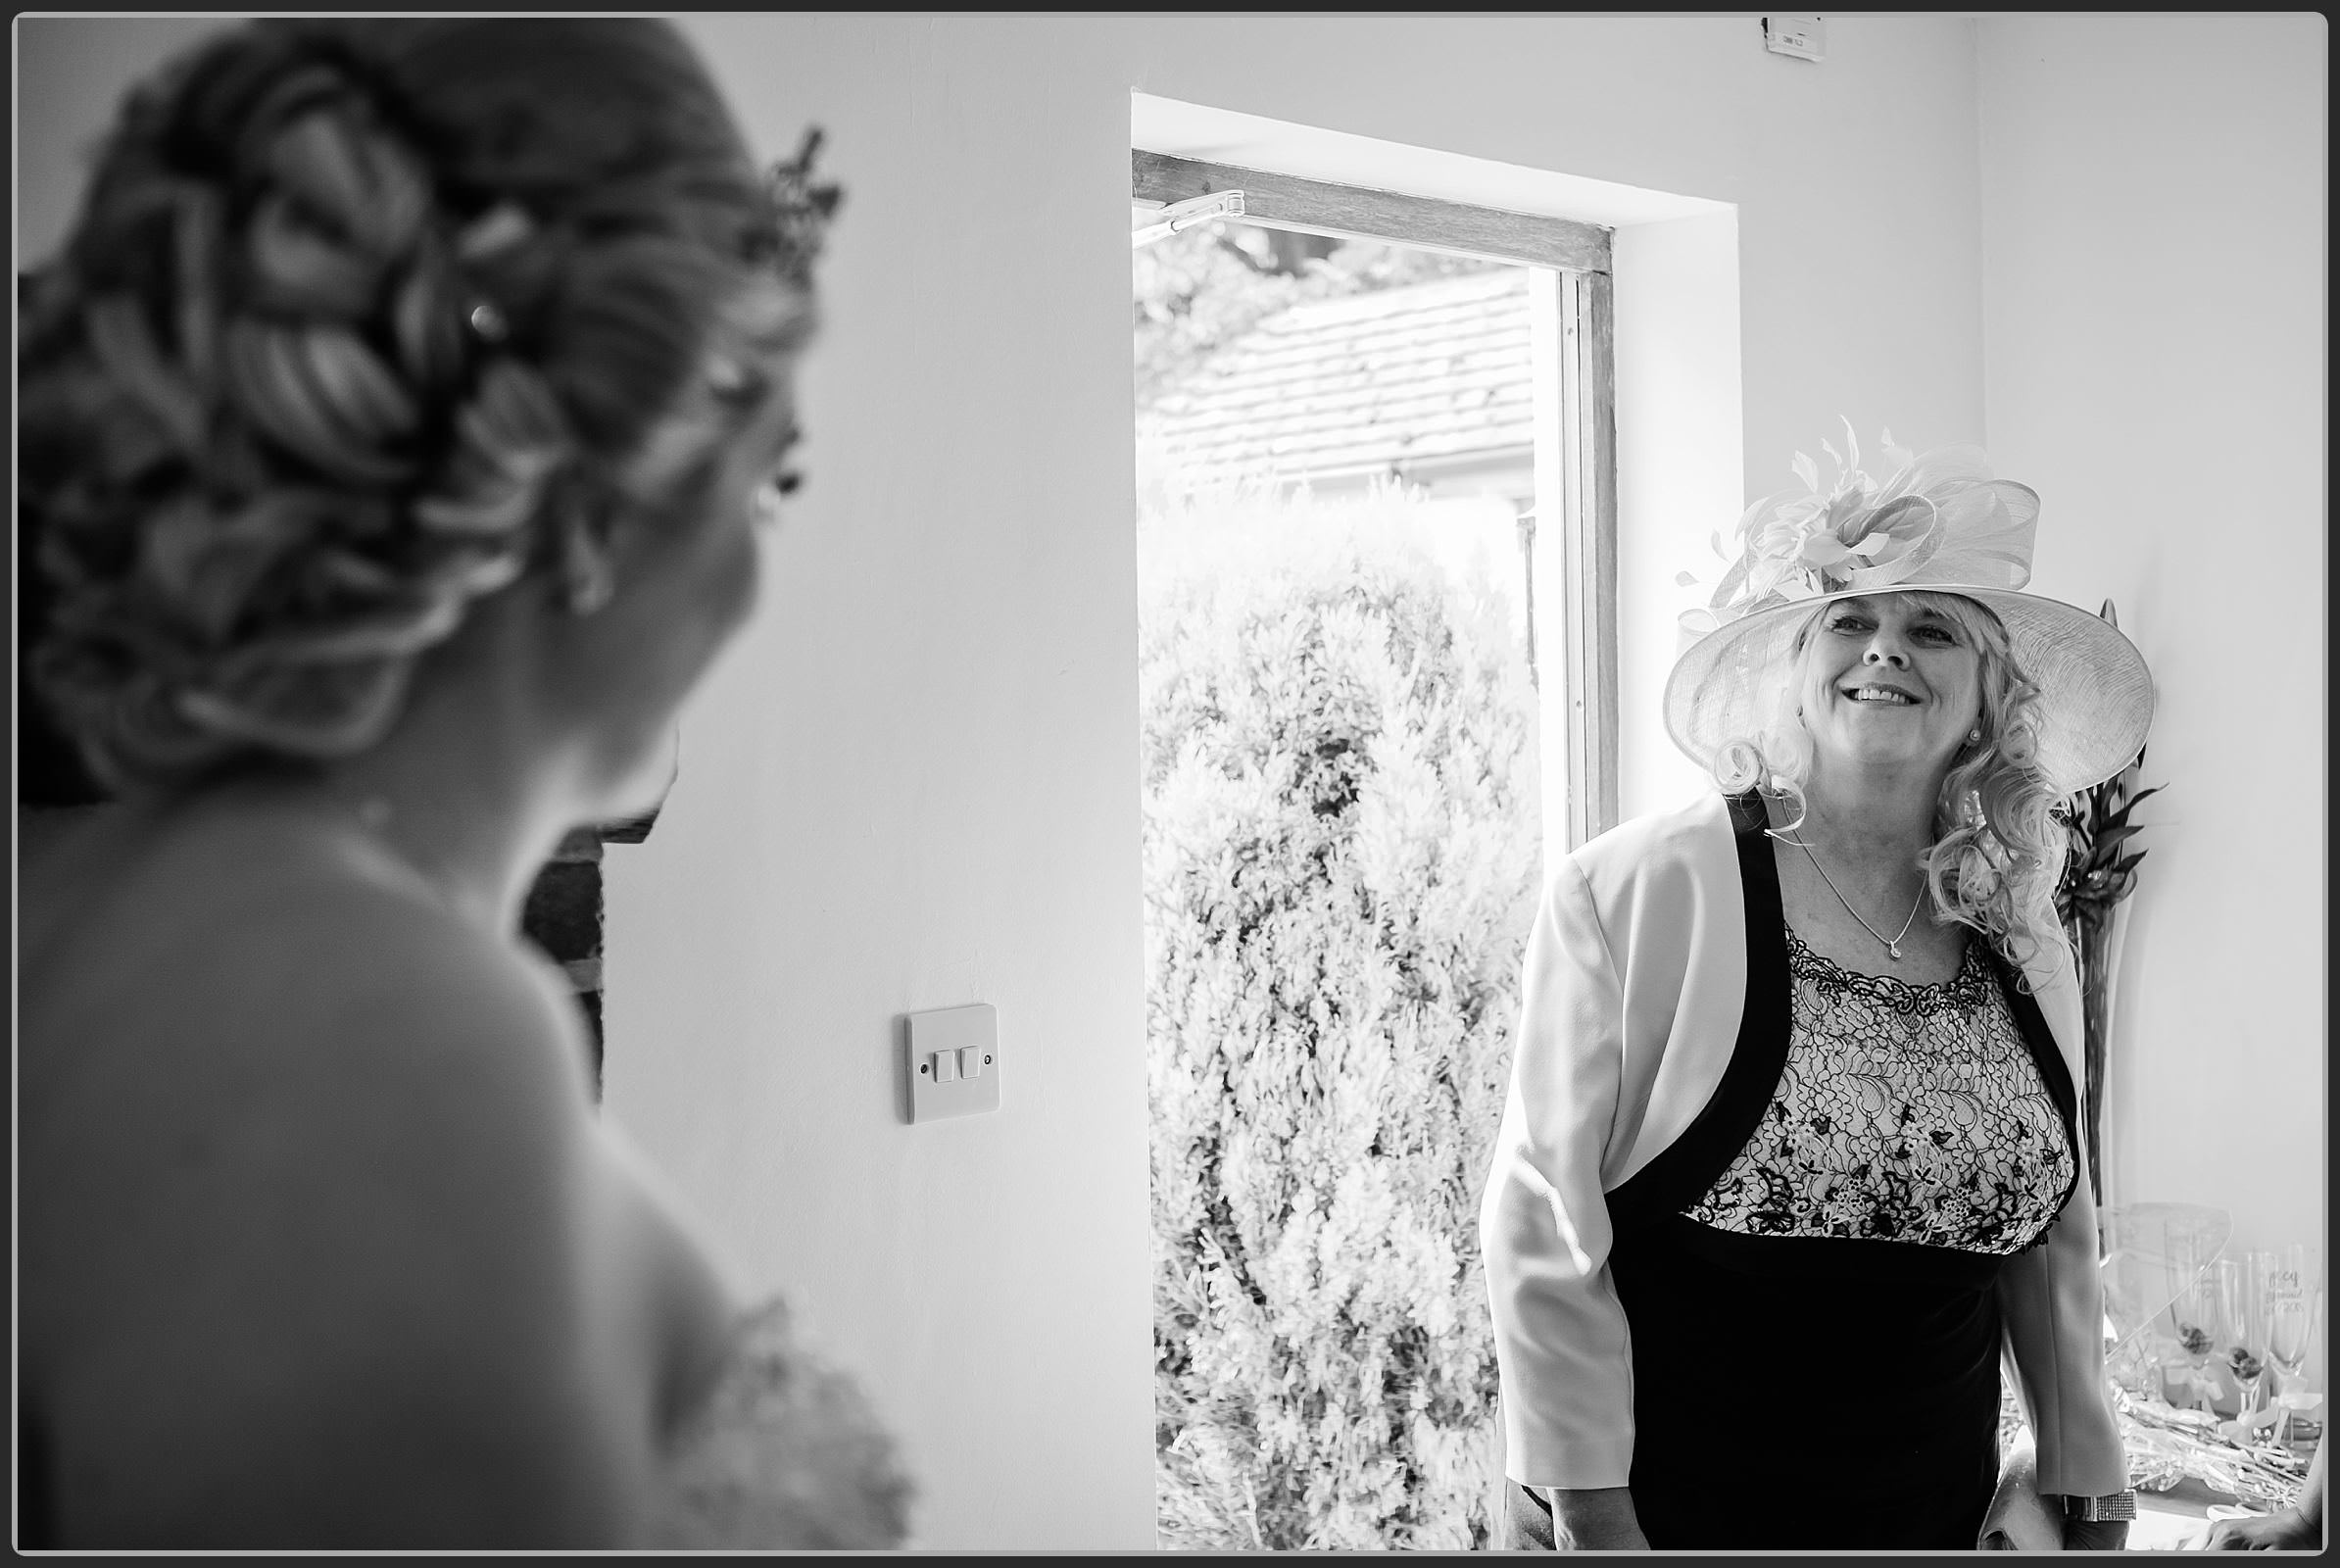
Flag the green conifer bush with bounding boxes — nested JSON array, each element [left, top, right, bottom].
[[1139, 485, 1542, 1549]]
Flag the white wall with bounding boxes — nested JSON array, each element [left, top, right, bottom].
[[1976, 15, 2327, 1268]]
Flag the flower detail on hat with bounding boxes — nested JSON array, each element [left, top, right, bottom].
[[1677, 418, 2041, 642]]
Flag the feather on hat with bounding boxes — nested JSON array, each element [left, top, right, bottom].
[[1664, 421, 2155, 795]]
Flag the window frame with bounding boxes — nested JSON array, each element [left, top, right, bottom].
[[1132, 151, 1620, 848]]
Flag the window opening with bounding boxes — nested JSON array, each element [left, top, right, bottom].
[[1134, 152, 1616, 1549]]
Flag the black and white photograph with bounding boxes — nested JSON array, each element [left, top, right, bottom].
[[14, 12, 2325, 1553]]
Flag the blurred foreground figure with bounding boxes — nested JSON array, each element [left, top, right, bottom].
[[18, 19, 905, 1547]]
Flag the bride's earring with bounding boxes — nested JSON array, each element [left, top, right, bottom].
[[558, 509, 615, 616]]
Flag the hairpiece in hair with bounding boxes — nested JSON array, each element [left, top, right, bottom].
[[752, 127, 843, 286]]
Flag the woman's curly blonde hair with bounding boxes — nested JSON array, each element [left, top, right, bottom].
[[1710, 590, 2072, 978], [20, 19, 840, 796]]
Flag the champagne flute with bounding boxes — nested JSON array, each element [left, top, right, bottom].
[[2215, 1257, 2267, 1422], [2166, 1239, 2219, 1411], [2258, 1246, 2323, 1449]]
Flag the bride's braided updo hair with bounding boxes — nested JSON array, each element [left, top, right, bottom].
[[20, 19, 840, 795]]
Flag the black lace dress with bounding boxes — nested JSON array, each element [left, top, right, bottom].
[[1598, 794, 2078, 1550]]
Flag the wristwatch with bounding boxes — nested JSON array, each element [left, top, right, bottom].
[[2060, 1491, 2138, 1523]]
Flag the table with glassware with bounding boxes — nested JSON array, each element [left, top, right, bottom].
[[2098, 1208, 2322, 1550]]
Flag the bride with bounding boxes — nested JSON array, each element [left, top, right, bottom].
[[18, 18, 904, 1547]]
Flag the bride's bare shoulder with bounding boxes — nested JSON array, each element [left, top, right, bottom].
[[24, 805, 600, 1249], [22, 814, 646, 1544], [26, 808, 589, 1103]]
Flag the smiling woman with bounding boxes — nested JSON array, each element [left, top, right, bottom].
[[1480, 428, 2156, 1550], [1774, 588, 2065, 972]]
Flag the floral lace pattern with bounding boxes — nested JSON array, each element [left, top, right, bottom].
[[1682, 928, 2073, 1254]]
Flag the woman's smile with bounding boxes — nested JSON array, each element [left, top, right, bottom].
[[1797, 593, 1981, 772], [1840, 678, 1922, 707]]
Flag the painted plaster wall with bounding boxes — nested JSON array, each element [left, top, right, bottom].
[[1975, 15, 2327, 1266]]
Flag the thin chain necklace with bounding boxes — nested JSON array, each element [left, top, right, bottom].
[[1765, 828, 1927, 960]]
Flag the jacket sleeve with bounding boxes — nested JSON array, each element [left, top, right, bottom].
[[1478, 856, 1635, 1488], [1997, 1195, 2128, 1495], [1997, 944, 2130, 1497]]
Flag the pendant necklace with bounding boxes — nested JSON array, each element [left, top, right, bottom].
[[1766, 828, 1926, 959]]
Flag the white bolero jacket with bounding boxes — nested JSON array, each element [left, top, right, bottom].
[[1478, 790, 2128, 1495]]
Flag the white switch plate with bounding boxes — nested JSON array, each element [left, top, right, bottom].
[[904, 1004, 1000, 1123], [1763, 15, 1825, 62]]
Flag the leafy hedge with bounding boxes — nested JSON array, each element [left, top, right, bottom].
[[1139, 485, 1542, 1549]]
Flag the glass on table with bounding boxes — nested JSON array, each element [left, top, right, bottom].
[[2164, 1236, 2222, 1411], [2256, 1245, 2323, 1451], [2106, 1330, 2164, 1405], [2099, 1203, 2233, 1412], [2214, 1256, 2267, 1421]]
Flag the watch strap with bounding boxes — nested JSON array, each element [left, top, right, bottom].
[[2060, 1491, 2138, 1522]]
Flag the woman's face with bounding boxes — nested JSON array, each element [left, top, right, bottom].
[[1793, 593, 1985, 781], [559, 356, 803, 811]]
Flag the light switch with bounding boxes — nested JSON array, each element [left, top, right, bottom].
[[903, 1004, 1001, 1123]]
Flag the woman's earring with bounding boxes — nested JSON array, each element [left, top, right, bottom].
[[1967, 725, 1983, 746], [559, 514, 615, 616]]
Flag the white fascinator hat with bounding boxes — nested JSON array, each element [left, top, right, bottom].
[[1664, 423, 2155, 797]]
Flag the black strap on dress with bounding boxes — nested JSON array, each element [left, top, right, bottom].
[[1602, 790, 1792, 1236], [1606, 791, 2078, 1243]]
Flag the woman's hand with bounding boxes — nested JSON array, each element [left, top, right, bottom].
[[2207, 1434, 2324, 1549], [2204, 1508, 2319, 1550], [1546, 1487, 1651, 1550], [2060, 1517, 2128, 1550]]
